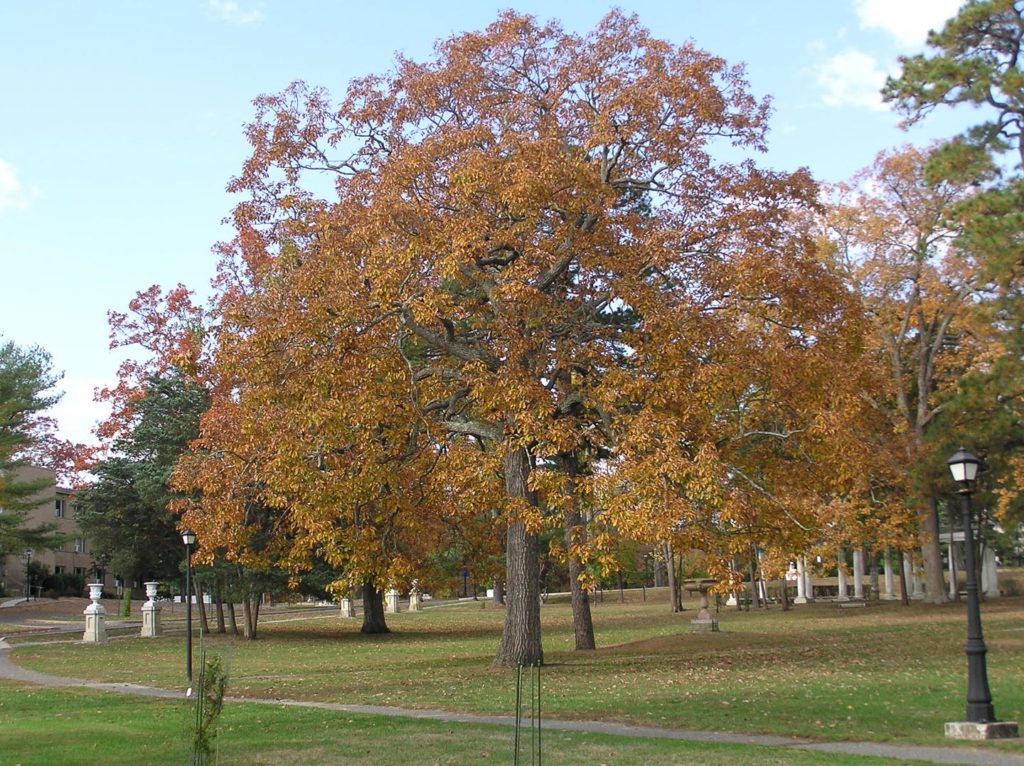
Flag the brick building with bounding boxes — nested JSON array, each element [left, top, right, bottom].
[[0, 465, 116, 598]]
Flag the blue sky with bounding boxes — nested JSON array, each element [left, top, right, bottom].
[[1, 0, 968, 445]]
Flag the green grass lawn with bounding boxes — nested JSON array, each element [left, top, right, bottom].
[[0, 679, 956, 766], [9, 593, 1024, 751]]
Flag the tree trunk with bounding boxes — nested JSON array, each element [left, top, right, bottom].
[[918, 496, 947, 603], [676, 553, 685, 610], [664, 541, 680, 613], [241, 595, 260, 640], [897, 550, 910, 606], [492, 578, 505, 606], [195, 579, 210, 634], [227, 600, 239, 636], [214, 580, 226, 634], [561, 453, 595, 651], [361, 578, 390, 634], [748, 554, 760, 610], [494, 446, 543, 667], [780, 575, 790, 611]]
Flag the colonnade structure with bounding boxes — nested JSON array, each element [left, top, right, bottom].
[[785, 545, 1000, 604]]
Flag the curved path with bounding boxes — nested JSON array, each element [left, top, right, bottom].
[[1, 640, 1021, 766]]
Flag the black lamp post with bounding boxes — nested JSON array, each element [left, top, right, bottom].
[[947, 448, 995, 723], [182, 528, 197, 686]]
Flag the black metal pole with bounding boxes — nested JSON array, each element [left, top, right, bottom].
[[185, 543, 193, 685], [960, 489, 994, 722]]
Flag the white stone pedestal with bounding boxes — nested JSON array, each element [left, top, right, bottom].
[[141, 581, 161, 638], [83, 582, 108, 643], [339, 597, 355, 618], [409, 591, 421, 612], [945, 721, 1019, 740], [385, 589, 400, 614]]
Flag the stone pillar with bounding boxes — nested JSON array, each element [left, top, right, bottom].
[[725, 592, 737, 606], [903, 552, 916, 599], [981, 548, 1000, 598], [385, 588, 400, 614], [409, 590, 422, 612], [882, 549, 896, 600], [83, 582, 108, 643], [852, 549, 865, 600], [794, 557, 808, 604], [836, 550, 849, 602], [904, 553, 924, 599], [339, 597, 355, 618], [141, 581, 161, 638], [690, 587, 719, 632], [803, 557, 815, 602]]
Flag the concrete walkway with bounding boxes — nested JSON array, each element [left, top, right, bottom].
[[1, 640, 1021, 766]]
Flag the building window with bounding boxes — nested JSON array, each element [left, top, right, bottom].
[[55, 565, 65, 575], [74, 538, 85, 553], [57, 543, 65, 552], [74, 567, 86, 577], [55, 498, 66, 518]]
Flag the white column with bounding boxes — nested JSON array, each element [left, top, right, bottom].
[[882, 549, 896, 600], [981, 548, 1000, 598], [794, 557, 807, 604], [836, 550, 849, 601], [804, 557, 815, 602], [852, 549, 865, 600], [385, 588, 400, 613], [409, 590, 422, 612], [339, 597, 355, 618], [141, 581, 161, 638]]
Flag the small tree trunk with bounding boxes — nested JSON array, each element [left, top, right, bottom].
[[241, 595, 260, 640], [195, 579, 210, 634], [494, 446, 543, 667], [241, 593, 260, 639], [492, 578, 505, 606], [663, 541, 680, 613], [618, 570, 625, 603], [562, 453, 595, 651], [780, 575, 790, 611], [918, 496, 947, 603], [215, 580, 226, 634], [360, 578, 390, 634], [227, 600, 239, 635], [748, 553, 760, 610], [676, 553, 685, 610]]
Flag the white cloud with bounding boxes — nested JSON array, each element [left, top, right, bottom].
[[206, 0, 265, 26], [854, 0, 963, 46], [0, 159, 40, 212], [816, 49, 891, 112]]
